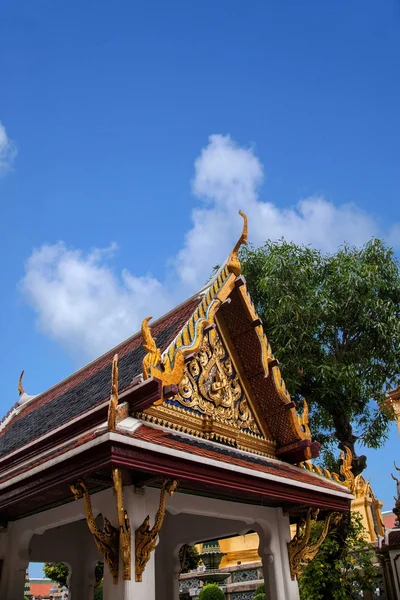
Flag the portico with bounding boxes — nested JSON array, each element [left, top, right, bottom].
[[0, 213, 352, 599]]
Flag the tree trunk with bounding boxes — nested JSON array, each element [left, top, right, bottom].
[[333, 414, 367, 477]]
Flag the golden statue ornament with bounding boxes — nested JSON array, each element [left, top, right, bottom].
[[135, 479, 178, 581], [141, 317, 161, 379], [108, 354, 119, 431], [287, 508, 340, 580], [226, 210, 248, 276], [112, 467, 132, 580], [70, 480, 120, 584]]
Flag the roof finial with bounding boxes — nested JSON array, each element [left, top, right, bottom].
[[227, 210, 248, 277], [141, 317, 161, 380], [107, 354, 119, 431], [18, 370, 25, 396]]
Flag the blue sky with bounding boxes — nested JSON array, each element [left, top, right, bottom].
[[1, 0, 400, 578]]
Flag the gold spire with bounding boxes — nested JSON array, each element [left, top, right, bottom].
[[18, 370, 25, 396], [226, 210, 248, 276], [141, 317, 161, 380]]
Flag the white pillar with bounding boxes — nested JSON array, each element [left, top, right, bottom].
[[102, 486, 159, 600], [256, 509, 300, 600], [0, 522, 32, 600], [68, 560, 97, 600]]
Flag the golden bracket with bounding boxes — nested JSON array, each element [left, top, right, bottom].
[[112, 467, 132, 581], [287, 507, 341, 580], [142, 316, 162, 380], [108, 354, 119, 431], [135, 479, 178, 582], [70, 480, 120, 584]]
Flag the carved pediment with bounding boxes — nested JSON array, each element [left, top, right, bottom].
[[139, 325, 275, 457]]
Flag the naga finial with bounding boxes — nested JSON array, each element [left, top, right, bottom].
[[107, 354, 119, 431], [227, 210, 248, 277], [18, 370, 25, 396], [141, 317, 161, 379]]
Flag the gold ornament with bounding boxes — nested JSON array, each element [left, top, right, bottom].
[[141, 317, 161, 380], [135, 479, 178, 581], [288, 508, 340, 580], [112, 467, 131, 580], [297, 399, 311, 437], [340, 445, 355, 492], [227, 210, 248, 276], [172, 330, 260, 435], [108, 354, 119, 431], [70, 480, 120, 584]]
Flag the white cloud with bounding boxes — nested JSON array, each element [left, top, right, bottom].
[[20, 243, 170, 359], [20, 134, 398, 360], [0, 122, 17, 176]]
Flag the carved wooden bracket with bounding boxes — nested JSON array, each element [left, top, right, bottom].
[[112, 467, 132, 581], [287, 507, 341, 580], [70, 480, 120, 584], [135, 479, 178, 582]]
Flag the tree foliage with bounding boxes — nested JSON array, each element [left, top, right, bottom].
[[298, 512, 379, 599], [43, 562, 69, 587], [241, 238, 400, 472], [94, 579, 103, 600], [179, 544, 200, 573]]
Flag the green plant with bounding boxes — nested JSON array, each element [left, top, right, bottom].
[[241, 238, 400, 474], [198, 582, 225, 600], [254, 583, 265, 595], [179, 544, 200, 573], [298, 512, 379, 600], [94, 578, 103, 600], [253, 594, 266, 600]]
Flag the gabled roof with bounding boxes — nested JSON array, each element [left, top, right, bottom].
[[0, 295, 199, 459], [0, 212, 347, 522]]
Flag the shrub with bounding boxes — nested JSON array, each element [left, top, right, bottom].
[[254, 594, 266, 600], [255, 583, 265, 595], [198, 583, 225, 600]]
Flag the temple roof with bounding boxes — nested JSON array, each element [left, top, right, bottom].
[[0, 294, 200, 459], [0, 212, 353, 522]]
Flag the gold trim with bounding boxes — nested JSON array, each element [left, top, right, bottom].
[[112, 467, 131, 580], [135, 479, 178, 581], [288, 508, 340, 580], [70, 480, 120, 584], [142, 317, 162, 380]]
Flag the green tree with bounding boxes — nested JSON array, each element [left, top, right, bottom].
[[43, 562, 69, 587], [179, 544, 200, 573], [241, 238, 400, 474], [298, 512, 379, 599], [197, 583, 225, 600]]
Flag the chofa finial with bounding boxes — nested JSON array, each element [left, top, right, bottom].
[[227, 210, 248, 277], [141, 317, 161, 380], [107, 354, 119, 431], [18, 370, 25, 396]]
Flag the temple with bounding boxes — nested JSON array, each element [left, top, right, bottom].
[[0, 213, 353, 600]]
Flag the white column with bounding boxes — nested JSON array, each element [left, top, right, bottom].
[[255, 508, 300, 600], [68, 560, 97, 600], [102, 486, 159, 600], [0, 522, 32, 600]]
